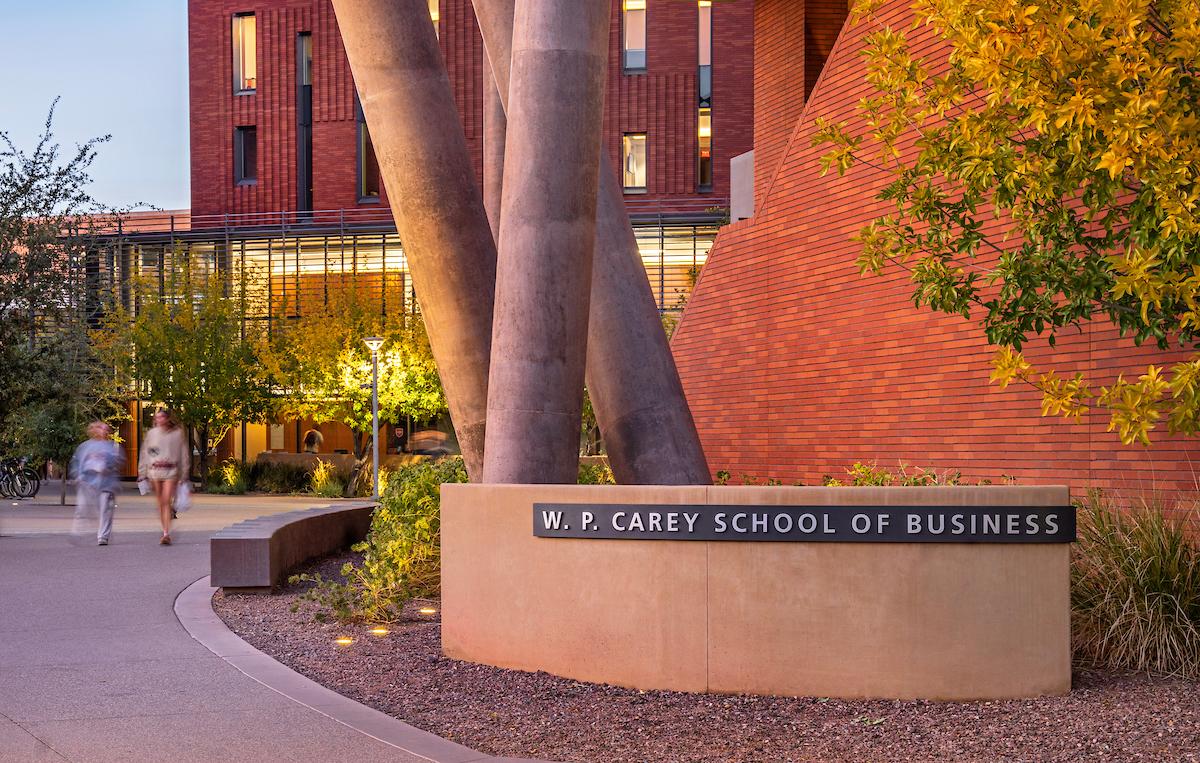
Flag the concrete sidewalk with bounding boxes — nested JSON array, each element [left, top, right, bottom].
[[0, 490, 540, 762]]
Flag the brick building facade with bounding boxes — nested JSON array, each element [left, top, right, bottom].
[[188, 0, 754, 217], [670, 0, 1197, 496]]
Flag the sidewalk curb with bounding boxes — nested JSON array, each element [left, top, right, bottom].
[[175, 575, 551, 763]]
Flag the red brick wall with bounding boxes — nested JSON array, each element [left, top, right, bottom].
[[190, 0, 754, 216], [671, 0, 1199, 498]]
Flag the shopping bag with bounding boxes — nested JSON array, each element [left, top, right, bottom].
[[137, 478, 151, 496], [176, 481, 192, 512]]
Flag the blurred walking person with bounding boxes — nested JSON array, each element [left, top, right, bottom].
[[138, 409, 190, 546], [70, 421, 125, 546]]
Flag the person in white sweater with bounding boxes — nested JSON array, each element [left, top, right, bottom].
[[138, 409, 190, 545]]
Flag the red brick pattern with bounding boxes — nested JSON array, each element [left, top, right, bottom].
[[671, 0, 1199, 497]]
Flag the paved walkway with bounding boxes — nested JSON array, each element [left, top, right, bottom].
[[0, 484, 540, 762]]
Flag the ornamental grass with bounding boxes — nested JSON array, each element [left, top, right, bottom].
[[1072, 490, 1200, 679]]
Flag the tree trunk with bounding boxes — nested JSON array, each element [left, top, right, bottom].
[[343, 428, 374, 498], [194, 423, 212, 491]]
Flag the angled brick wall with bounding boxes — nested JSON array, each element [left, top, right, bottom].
[[671, 0, 1198, 496]]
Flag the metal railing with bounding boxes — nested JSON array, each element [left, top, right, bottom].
[[93, 197, 730, 239]]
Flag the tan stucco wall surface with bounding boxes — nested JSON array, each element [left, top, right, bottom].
[[441, 484, 1071, 701]]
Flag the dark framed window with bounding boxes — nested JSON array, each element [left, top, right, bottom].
[[356, 97, 381, 202], [698, 1, 713, 192], [232, 13, 257, 94], [623, 0, 646, 73], [297, 33, 313, 211], [234, 126, 257, 185], [622, 133, 648, 193]]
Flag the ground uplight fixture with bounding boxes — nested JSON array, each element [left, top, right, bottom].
[[420, 608, 437, 614], [371, 628, 389, 635], [336, 638, 354, 645], [363, 336, 385, 500]]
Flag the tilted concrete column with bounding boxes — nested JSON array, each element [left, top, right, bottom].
[[332, 0, 496, 482], [474, 0, 711, 484], [482, 0, 611, 483], [483, 55, 506, 245]]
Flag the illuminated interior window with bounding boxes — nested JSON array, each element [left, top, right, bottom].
[[698, 109, 712, 191], [623, 133, 648, 193], [623, 0, 646, 72], [232, 13, 257, 94], [428, 0, 439, 38]]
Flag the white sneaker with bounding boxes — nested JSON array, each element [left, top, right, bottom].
[[98, 538, 109, 546]]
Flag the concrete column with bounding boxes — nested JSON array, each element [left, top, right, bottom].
[[482, 0, 611, 483], [475, 0, 711, 484], [332, 0, 495, 482], [483, 55, 506, 245]]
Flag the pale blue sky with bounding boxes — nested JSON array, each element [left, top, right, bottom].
[[0, 1, 190, 210]]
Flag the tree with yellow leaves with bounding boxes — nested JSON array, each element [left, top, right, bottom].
[[264, 285, 446, 496], [816, 0, 1200, 445]]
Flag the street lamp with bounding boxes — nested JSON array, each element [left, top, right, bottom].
[[363, 336, 385, 500]]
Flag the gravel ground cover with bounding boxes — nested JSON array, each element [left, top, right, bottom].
[[214, 550, 1200, 763]]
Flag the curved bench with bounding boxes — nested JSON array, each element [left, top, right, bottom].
[[210, 502, 377, 592]]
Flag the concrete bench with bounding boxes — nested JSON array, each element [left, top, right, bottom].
[[210, 502, 377, 592]]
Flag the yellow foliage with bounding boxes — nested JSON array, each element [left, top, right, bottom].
[[818, 0, 1200, 445]]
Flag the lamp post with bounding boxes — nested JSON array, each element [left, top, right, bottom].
[[363, 336, 384, 500]]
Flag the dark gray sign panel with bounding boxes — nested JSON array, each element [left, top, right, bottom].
[[533, 504, 1076, 543]]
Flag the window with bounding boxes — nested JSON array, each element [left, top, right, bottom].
[[698, 1, 713, 192], [428, 0, 439, 38], [234, 126, 257, 185], [622, 133, 647, 193], [623, 0, 646, 73], [232, 13, 257, 94], [297, 33, 313, 211], [356, 98, 381, 201], [698, 1, 712, 107]]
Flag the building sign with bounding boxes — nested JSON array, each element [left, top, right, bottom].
[[533, 504, 1075, 543]]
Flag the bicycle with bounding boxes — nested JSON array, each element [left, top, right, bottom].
[[0, 458, 40, 499]]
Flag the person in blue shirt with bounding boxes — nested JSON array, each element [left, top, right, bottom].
[[70, 422, 126, 546]]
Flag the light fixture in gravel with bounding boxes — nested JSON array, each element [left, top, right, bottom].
[[420, 608, 437, 614], [336, 638, 354, 645], [371, 629, 389, 635]]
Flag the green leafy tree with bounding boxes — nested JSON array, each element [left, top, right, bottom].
[[1, 102, 130, 500], [265, 286, 447, 497], [817, 0, 1200, 445], [100, 252, 276, 488]]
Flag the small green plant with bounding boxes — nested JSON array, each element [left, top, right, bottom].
[[1072, 490, 1200, 679], [207, 458, 247, 495], [714, 470, 730, 485], [822, 461, 965, 487], [577, 463, 615, 485], [309, 459, 348, 498]]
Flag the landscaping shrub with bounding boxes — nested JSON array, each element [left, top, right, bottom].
[[207, 458, 247, 495], [823, 461, 965, 486], [246, 461, 311, 494], [577, 462, 615, 484], [292, 457, 618, 622], [1072, 490, 1200, 679], [292, 456, 467, 622], [308, 459, 348, 499]]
